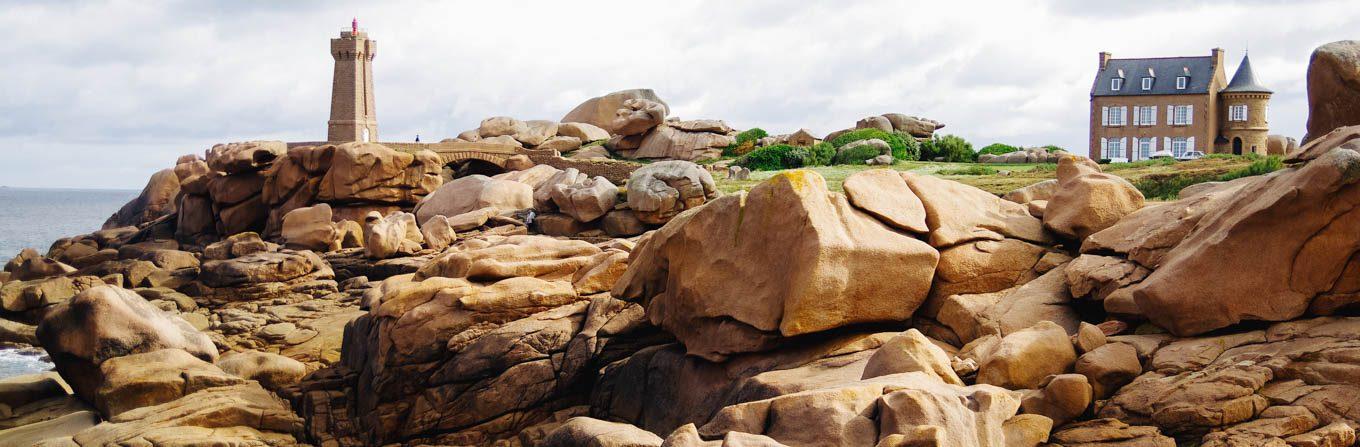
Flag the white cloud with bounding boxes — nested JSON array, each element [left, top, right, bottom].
[[0, 0, 1356, 188]]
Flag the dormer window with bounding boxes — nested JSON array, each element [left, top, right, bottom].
[[1141, 77, 1153, 90], [1176, 76, 1188, 89], [1111, 78, 1123, 91]]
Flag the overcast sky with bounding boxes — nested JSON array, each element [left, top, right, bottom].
[[2, 0, 1356, 189]]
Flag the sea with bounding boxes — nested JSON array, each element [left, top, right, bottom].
[[0, 186, 138, 379]]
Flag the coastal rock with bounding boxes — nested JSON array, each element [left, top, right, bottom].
[[861, 329, 963, 385], [103, 168, 180, 229], [1305, 40, 1360, 142], [614, 170, 938, 360], [517, 120, 560, 147], [216, 350, 307, 391], [1002, 179, 1058, 204], [94, 348, 244, 417], [632, 125, 733, 161], [855, 115, 893, 132], [542, 417, 663, 447], [362, 212, 423, 259], [205, 141, 285, 174], [1043, 157, 1144, 242], [562, 89, 670, 133], [539, 136, 583, 152], [602, 210, 648, 237], [625, 161, 718, 225], [611, 99, 667, 136], [414, 175, 533, 226], [558, 122, 612, 142], [882, 114, 946, 138], [975, 321, 1077, 390], [420, 215, 457, 251], [36, 286, 217, 406], [281, 203, 340, 252], [550, 176, 619, 222], [1083, 139, 1360, 335], [479, 116, 528, 138]]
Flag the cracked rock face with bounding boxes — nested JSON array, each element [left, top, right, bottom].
[[1099, 317, 1360, 445], [1079, 138, 1360, 336], [614, 170, 939, 361]]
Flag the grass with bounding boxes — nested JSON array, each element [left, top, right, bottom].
[[714, 156, 1261, 200]]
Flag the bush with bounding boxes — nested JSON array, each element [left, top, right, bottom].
[[1041, 144, 1066, 153], [919, 134, 976, 162], [939, 165, 998, 175], [832, 143, 884, 165], [808, 142, 836, 166], [828, 129, 919, 162], [1218, 155, 1282, 181], [724, 128, 768, 156], [978, 143, 1020, 156], [1133, 173, 1218, 200], [737, 144, 808, 171]]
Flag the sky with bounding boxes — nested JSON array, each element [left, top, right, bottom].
[[1, 0, 1357, 189]]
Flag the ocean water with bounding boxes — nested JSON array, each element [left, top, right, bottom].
[[0, 187, 137, 379], [0, 187, 138, 263]]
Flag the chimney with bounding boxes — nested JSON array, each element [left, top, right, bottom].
[[1099, 52, 1111, 70], [1211, 48, 1225, 68]]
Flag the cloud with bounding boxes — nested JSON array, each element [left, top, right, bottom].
[[0, 0, 1356, 188]]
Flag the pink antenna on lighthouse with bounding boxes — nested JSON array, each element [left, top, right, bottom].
[[352, 18, 358, 34]]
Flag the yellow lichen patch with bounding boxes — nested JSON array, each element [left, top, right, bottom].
[[768, 169, 825, 195]]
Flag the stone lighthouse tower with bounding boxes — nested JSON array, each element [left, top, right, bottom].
[[1219, 53, 1272, 155], [327, 19, 378, 143]]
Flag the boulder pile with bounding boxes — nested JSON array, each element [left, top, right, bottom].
[[6, 42, 1360, 447]]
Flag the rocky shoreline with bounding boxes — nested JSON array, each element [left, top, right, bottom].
[[2, 41, 1360, 447]]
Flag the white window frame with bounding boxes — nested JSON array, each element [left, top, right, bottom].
[[1141, 77, 1153, 90], [1229, 104, 1248, 122], [1106, 106, 1126, 126], [1111, 78, 1123, 91], [1172, 105, 1192, 126], [1138, 137, 1153, 160], [1136, 106, 1154, 126], [1176, 76, 1188, 89], [1171, 137, 1189, 157], [1103, 137, 1126, 160]]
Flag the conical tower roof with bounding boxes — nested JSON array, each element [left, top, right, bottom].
[[1222, 53, 1272, 94]]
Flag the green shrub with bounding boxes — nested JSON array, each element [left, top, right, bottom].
[[919, 134, 976, 162], [939, 165, 998, 175], [828, 129, 919, 162], [831, 143, 884, 165], [808, 142, 836, 166], [738, 144, 811, 171], [1218, 155, 1282, 181], [581, 139, 607, 148], [1041, 145, 1066, 153], [1133, 173, 1218, 200], [978, 143, 1020, 156], [724, 128, 768, 156]]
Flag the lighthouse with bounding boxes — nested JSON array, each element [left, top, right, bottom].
[[327, 19, 378, 142]]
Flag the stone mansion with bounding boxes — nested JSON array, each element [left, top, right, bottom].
[[1088, 48, 1272, 162]]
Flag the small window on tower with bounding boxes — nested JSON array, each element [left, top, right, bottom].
[[1176, 76, 1188, 89], [1142, 77, 1153, 90]]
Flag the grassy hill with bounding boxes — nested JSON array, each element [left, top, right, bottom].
[[716, 156, 1267, 200]]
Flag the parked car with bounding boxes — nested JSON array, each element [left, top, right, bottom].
[[1177, 150, 1206, 161], [1150, 149, 1174, 159]]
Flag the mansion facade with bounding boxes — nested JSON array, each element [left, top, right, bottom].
[[1089, 48, 1272, 162]]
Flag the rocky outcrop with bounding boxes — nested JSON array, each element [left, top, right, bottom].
[[1304, 40, 1360, 142], [36, 286, 217, 404], [1080, 135, 1360, 335], [1043, 157, 1143, 242], [625, 161, 718, 225], [103, 168, 180, 229], [414, 175, 533, 226], [562, 89, 671, 133], [615, 170, 939, 360], [632, 123, 735, 161], [313, 234, 653, 445]]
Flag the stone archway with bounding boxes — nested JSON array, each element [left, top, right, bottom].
[[439, 151, 511, 181]]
